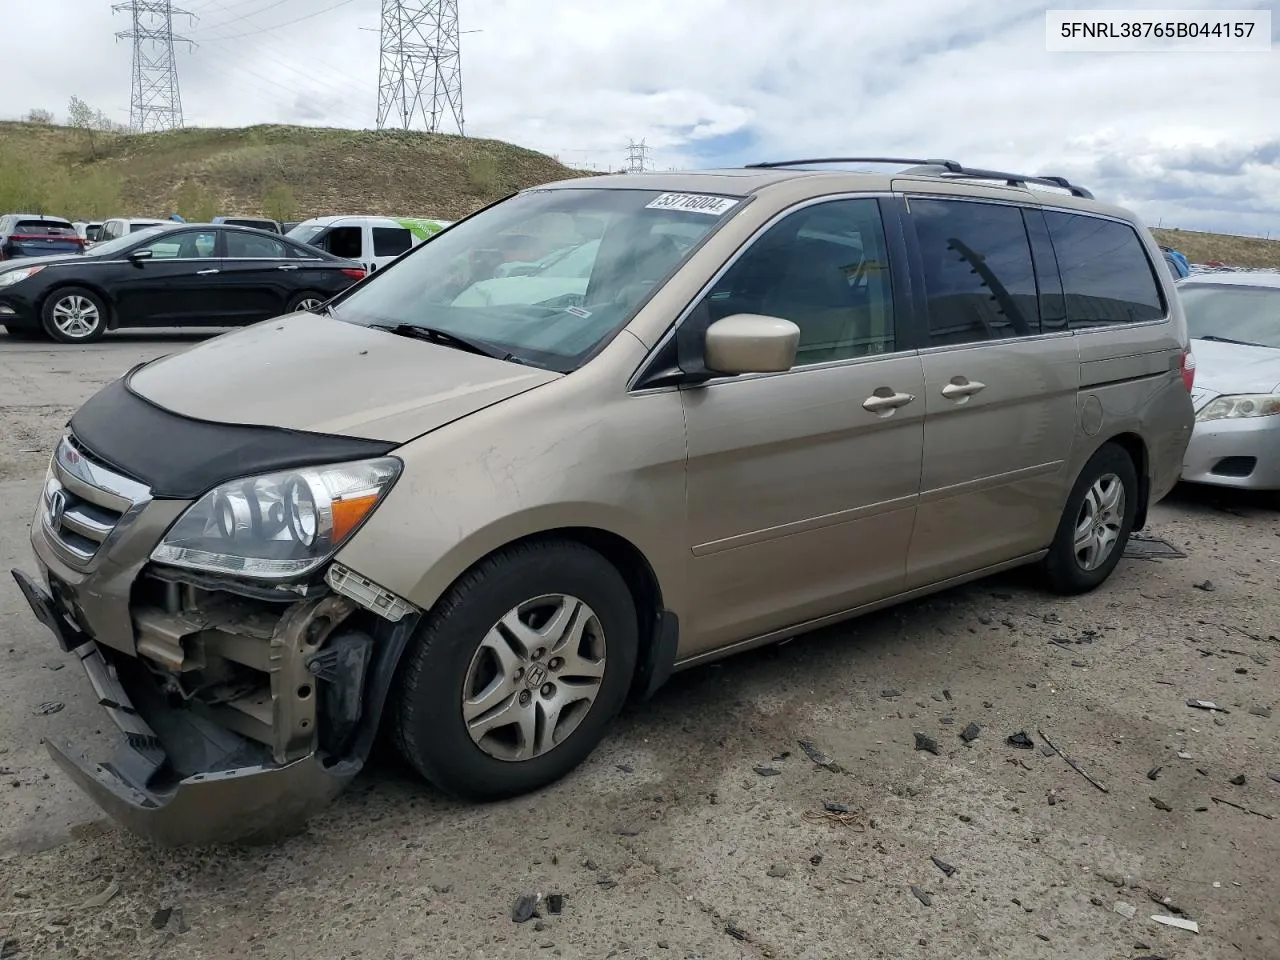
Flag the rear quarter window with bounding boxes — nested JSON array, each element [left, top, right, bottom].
[[1044, 211, 1165, 327], [372, 227, 414, 257]]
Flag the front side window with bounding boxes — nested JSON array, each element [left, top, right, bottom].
[[911, 198, 1040, 346], [136, 230, 217, 260], [1045, 211, 1165, 327], [1180, 283, 1280, 349], [692, 197, 897, 364], [331, 188, 742, 371], [226, 232, 287, 259]]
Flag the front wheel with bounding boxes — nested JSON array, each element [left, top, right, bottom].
[[286, 291, 326, 313], [1042, 442, 1138, 594], [41, 287, 107, 343], [393, 539, 638, 801]]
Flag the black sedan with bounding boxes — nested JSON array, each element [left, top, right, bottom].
[[0, 223, 367, 343]]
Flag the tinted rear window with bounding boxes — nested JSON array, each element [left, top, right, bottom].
[[1044, 211, 1165, 327], [372, 227, 413, 257], [15, 219, 75, 236], [911, 198, 1041, 345]]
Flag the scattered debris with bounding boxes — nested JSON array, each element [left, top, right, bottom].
[[810, 854, 823, 866], [1124, 535, 1186, 560], [1230, 774, 1247, 786], [1150, 797, 1173, 812], [943, 689, 952, 702], [1006, 731, 1034, 750], [804, 807, 865, 830], [1071, 660, 1088, 668], [596, 877, 618, 890], [823, 801, 850, 814], [1046, 789, 1058, 806], [772, 751, 791, 761], [725, 922, 750, 942], [1186, 699, 1228, 713], [1090, 896, 1104, 907], [615, 763, 634, 774], [881, 689, 902, 699], [1211, 796, 1275, 820], [939, 717, 955, 724], [1193, 580, 1215, 592], [1178, 751, 1193, 760], [80, 882, 120, 909], [753, 766, 781, 777], [767, 864, 792, 879], [798, 740, 841, 771], [1147, 766, 1162, 781], [1151, 915, 1199, 934], [0, 939, 16, 960], [614, 824, 641, 837], [1269, 773, 1280, 784], [914, 733, 940, 755], [958, 814, 972, 823], [930, 856, 956, 877], [959, 723, 981, 743], [1039, 728, 1109, 793], [512, 894, 541, 923], [1249, 705, 1273, 719], [910, 886, 933, 907], [42, 661, 64, 672], [33, 701, 64, 716], [1115, 901, 1138, 919], [150, 907, 173, 930]]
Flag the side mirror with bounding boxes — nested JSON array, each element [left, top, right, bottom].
[[704, 313, 799, 376], [128, 249, 153, 264]]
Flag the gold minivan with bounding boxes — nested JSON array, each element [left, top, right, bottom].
[[13, 158, 1195, 844]]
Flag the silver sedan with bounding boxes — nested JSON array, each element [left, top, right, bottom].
[[1178, 271, 1280, 490]]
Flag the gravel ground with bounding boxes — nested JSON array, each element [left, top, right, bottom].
[[1, 332, 1277, 960]]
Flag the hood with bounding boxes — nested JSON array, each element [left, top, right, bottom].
[[1190, 338, 1280, 398], [0, 251, 87, 271], [127, 313, 562, 442]]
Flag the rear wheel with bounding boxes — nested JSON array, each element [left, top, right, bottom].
[[2, 325, 47, 341], [287, 292, 326, 313], [40, 287, 107, 343], [1042, 443, 1138, 594], [393, 539, 638, 801]]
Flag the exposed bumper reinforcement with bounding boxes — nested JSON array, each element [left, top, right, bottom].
[[13, 567, 358, 846]]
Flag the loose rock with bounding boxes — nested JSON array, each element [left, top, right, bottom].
[[910, 885, 933, 907], [1147, 766, 1162, 781], [823, 801, 850, 814], [1114, 901, 1137, 919], [881, 689, 902, 699], [798, 740, 840, 771], [150, 907, 173, 930], [766, 864, 792, 878], [1193, 580, 1215, 592], [1150, 797, 1173, 812], [512, 894, 540, 923], [1006, 731, 1034, 749], [725, 922, 750, 942], [959, 723, 980, 743], [810, 854, 823, 866], [34, 701, 64, 716], [753, 766, 781, 777], [545, 894, 564, 915], [1229, 774, 1246, 786], [930, 856, 956, 877], [1249, 705, 1272, 719], [914, 733, 940, 755]]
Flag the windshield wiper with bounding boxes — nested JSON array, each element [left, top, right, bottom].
[[372, 323, 525, 364], [1196, 335, 1268, 347]]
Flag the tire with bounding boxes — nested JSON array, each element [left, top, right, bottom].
[[1042, 442, 1138, 595], [286, 291, 327, 313], [393, 539, 639, 801], [40, 287, 107, 343], [2, 325, 47, 341]]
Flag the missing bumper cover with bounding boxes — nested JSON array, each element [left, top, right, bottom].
[[326, 562, 417, 622]]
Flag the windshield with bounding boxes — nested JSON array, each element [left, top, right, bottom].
[[1180, 283, 1280, 349], [287, 224, 325, 244], [90, 226, 168, 258], [329, 188, 742, 371]]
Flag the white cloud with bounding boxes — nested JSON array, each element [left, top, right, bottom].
[[3, 0, 1277, 235]]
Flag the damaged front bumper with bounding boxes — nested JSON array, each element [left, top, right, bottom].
[[13, 567, 370, 846]]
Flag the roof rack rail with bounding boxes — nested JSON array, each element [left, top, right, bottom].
[[744, 157, 1094, 200]]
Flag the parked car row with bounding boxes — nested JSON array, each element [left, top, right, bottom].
[[10, 158, 1203, 843], [0, 222, 367, 342]]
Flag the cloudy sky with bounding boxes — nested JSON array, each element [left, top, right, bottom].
[[5, 0, 1278, 235]]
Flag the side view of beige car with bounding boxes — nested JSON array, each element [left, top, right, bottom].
[[13, 157, 1195, 844]]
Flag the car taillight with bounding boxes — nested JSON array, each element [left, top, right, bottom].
[[341, 268, 366, 280], [1180, 348, 1196, 392]]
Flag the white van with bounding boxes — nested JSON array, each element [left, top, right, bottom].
[[286, 216, 452, 273]]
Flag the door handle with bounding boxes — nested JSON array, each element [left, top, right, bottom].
[[862, 389, 916, 414], [277, 264, 299, 271], [195, 268, 219, 275], [941, 378, 986, 400]]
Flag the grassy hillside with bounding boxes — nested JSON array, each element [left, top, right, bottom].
[[0, 121, 582, 222], [2, 120, 1276, 268], [1152, 227, 1280, 270]]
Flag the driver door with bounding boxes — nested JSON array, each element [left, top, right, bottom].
[[111, 228, 228, 325]]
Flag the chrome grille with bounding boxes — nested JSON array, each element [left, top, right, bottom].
[[41, 435, 151, 567]]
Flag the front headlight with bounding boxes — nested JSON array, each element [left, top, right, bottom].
[[0, 266, 45, 287], [151, 458, 401, 579], [1196, 394, 1280, 422]]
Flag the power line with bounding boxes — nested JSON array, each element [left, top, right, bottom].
[[113, 1, 195, 132], [192, 0, 361, 43], [377, 0, 464, 135]]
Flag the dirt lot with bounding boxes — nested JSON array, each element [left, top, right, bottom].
[[0, 333, 1277, 960]]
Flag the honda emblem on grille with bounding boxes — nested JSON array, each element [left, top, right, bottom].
[[48, 489, 66, 529]]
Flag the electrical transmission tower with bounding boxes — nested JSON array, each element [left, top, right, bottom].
[[377, 0, 465, 135], [113, 1, 193, 133], [626, 139, 651, 173]]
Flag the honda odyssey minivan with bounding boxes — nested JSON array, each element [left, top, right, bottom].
[[13, 158, 1195, 844]]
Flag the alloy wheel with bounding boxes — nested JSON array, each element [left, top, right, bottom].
[[294, 298, 323, 312], [1073, 472, 1125, 571], [50, 295, 101, 339], [461, 593, 607, 762]]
